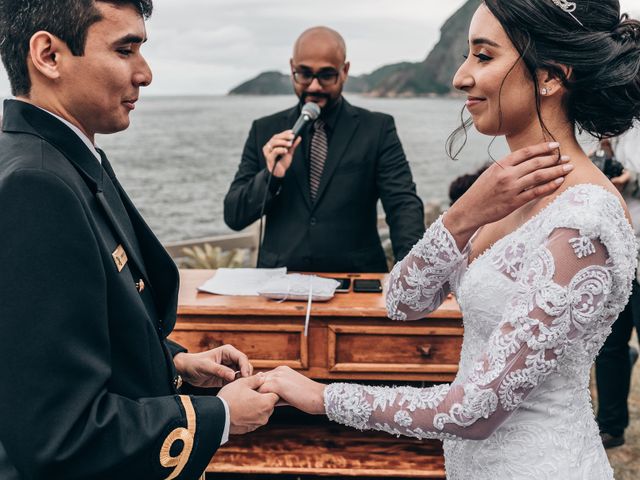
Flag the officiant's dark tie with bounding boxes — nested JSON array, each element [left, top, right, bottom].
[[309, 119, 328, 202]]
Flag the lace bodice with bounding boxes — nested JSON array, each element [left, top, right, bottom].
[[324, 185, 637, 479]]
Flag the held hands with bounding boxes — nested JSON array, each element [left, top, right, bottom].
[[218, 373, 279, 434], [258, 366, 326, 415], [263, 130, 302, 178], [445, 142, 573, 249], [173, 344, 253, 388], [175, 345, 278, 434]]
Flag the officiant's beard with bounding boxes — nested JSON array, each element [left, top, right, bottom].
[[300, 91, 337, 110]]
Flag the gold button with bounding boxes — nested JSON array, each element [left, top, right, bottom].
[[135, 279, 145, 293]]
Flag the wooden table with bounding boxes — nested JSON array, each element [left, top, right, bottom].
[[172, 270, 463, 478]]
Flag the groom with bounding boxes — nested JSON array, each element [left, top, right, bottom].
[[0, 1, 277, 478]]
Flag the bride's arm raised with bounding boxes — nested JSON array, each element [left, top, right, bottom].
[[387, 141, 569, 321], [385, 215, 471, 321]]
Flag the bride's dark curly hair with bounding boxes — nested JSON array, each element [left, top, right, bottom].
[[447, 0, 640, 157]]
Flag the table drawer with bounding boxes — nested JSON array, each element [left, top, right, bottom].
[[327, 325, 462, 374], [170, 322, 308, 369]]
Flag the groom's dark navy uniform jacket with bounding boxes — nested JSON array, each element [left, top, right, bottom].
[[0, 100, 224, 479]]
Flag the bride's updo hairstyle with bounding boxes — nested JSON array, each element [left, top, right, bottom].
[[484, 0, 640, 139]]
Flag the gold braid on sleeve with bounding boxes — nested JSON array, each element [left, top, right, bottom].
[[160, 395, 199, 480]]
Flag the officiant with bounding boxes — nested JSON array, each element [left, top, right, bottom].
[[223, 26, 424, 273]]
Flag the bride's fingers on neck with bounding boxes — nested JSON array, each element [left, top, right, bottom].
[[516, 164, 573, 191], [514, 154, 570, 177], [517, 175, 566, 203], [507, 142, 561, 167]]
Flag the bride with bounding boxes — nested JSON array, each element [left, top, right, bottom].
[[259, 1, 640, 478]]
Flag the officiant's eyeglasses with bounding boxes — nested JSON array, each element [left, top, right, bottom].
[[293, 68, 341, 87]]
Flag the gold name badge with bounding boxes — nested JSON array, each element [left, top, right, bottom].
[[112, 244, 128, 272]]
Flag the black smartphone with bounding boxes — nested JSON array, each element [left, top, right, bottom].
[[331, 278, 351, 293], [353, 279, 382, 293]]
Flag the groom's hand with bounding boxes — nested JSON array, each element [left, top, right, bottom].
[[218, 373, 279, 434], [173, 344, 253, 388]]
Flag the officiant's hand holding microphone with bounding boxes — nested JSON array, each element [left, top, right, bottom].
[[263, 130, 302, 178], [262, 102, 321, 178]]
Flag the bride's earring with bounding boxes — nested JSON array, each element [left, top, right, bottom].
[[540, 87, 549, 96]]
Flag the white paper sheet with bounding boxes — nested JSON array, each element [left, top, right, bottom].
[[198, 267, 287, 296]]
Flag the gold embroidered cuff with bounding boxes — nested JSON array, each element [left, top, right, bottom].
[[160, 395, 197, 480]]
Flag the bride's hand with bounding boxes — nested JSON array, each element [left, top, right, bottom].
[[445, 141, 572, 249], [258, 366, 326, 415]]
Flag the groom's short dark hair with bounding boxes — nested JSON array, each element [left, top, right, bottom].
[[0, 0, 153, 96]]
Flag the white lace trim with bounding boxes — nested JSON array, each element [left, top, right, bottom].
[[386, 215, 470, 321], [324, 184, 636, 474], [569, 236, 596, 258]]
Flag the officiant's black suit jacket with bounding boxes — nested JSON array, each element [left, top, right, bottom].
[[0, 100, 225, 479], [224, 98, 425, 273]]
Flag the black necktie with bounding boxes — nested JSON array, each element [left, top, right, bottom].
[[97, 148, 117, 182], [96, 148, 141, 253], [309, 119, 328, 201]]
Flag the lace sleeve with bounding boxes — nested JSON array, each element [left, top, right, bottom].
[[386, 215, 471, 321], [326, 227, 617, 441]]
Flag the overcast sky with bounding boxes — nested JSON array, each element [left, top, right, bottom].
[[1, 0, 639, 96]]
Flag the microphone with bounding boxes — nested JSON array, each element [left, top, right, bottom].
[[272, 102, 320, 164], [290, 102, 321, 140]]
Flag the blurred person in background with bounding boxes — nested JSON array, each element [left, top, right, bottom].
[[595, 125, 640, 449]]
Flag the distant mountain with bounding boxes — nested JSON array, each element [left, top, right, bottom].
[[228, 0, 480, 97], [229, 71, 291, 95], [226, 66, 397, 95], [371, 0, 480, 96]]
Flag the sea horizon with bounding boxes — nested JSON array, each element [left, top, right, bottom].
[[3, 94, 600, 244]]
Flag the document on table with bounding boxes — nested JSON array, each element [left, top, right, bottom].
[[198, 267, 287, 296]]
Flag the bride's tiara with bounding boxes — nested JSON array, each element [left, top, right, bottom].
[[551, 0, 585, 27]]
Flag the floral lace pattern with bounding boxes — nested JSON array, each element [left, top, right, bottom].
[[385, 216, 469, 321], [324, 185, 637, 479]]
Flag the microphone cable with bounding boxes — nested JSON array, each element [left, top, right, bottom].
[[256, 158, 279, 267]]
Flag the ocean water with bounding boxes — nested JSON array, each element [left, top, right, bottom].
[[96, 94, 511, 243]]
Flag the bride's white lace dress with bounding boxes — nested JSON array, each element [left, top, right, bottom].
[[324, 184, 637, 479]]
